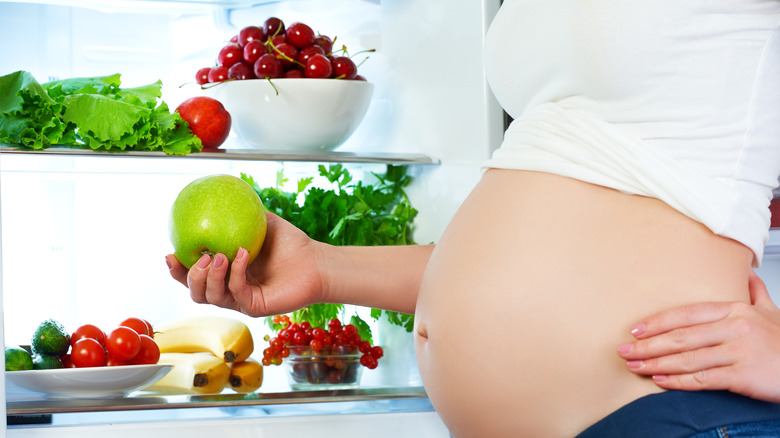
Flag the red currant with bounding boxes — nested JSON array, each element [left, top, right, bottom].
[[369, 346, 384, 360]]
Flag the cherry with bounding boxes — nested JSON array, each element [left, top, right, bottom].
[[283, 69, 305, 78], [228, 62, 255, 80], [286, 22, 316, 49], [238, 25, 265, 47], [254, 53, 283, 79], [314, 35, 333, 55], [354, 74, 367, 81], [297, 45, 326, 67], [229, 35, 238, 43], [243, 39, 267, 64], [272, 42, 299, 70], [264, 17, 285, 38], [207, 65, 229, 83], [195, 67, 212, 85], [305, 53, 333, 78], [269, 35, 286, 47], [330, 56, 357, 79], [218, 44, 243, 68]]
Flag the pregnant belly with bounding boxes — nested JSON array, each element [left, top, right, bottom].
[[414, 169, 752, 437]]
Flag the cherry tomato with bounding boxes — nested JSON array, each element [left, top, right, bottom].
[[71, 338, 107, 368], [120, 317, 153, 337], [129, 335, 160, 365], [143, 319, 154, 339], [107, 326, 141, 361], [60, 353, 76, 368], [70, 324, 107, 348], [106, 355, 129, 367]]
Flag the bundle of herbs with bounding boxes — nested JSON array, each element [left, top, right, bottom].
[[243, 164, 417, 343]]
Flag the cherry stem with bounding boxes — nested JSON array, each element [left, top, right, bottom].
[[267, 40, 305, 69], [266, 77, 279, 96]]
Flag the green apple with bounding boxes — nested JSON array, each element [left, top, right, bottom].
[[169, 174, 267, 269]]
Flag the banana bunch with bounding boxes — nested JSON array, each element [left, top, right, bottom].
[[154, 316, 254, 363], [228, 358, 264, 393], [146, 353, 231, 395]]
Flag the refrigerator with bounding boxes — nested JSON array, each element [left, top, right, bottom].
[[0, 0, 504, 436]]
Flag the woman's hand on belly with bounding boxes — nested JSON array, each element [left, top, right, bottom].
[[618, 271, 780, 403]]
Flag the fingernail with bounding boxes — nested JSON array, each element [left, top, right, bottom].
[[617, 343, 633, 354], [165, 256, 172, 270], [626, 360, 643, 369], [213, 254, 225, 269], [237, 247, 247, 260], [652, 375, 667, 382], [197, 254, 211, 269], [630, 323, 646, 337]]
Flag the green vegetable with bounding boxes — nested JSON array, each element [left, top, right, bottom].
[[0, 70, 202, 155], [33, 353, 64, 370], [31, 319, 70, 356], [5, 346, 34, 371], [248, 164, 418, 342]]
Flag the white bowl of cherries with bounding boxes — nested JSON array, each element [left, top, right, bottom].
[[198, 17, 374, 152]]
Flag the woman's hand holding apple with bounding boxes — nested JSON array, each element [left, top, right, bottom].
[[166, 211, 325, 318]]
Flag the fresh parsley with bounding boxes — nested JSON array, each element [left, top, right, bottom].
[[246, 164, 418, 343]]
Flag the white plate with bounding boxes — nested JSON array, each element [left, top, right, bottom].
[[5, 364, 172, 399]]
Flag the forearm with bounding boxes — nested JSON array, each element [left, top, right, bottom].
[[316, 243, 435, 314]]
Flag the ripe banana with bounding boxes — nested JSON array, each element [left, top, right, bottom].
[[228, 358, 264, 393], [146, 353, 230, 395], [154, 316, 254, 363]]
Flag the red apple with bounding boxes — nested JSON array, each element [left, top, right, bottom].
[[176, 97, 232, 150]]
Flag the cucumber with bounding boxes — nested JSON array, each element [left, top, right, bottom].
[[31, 319, 70, 356], [5, 346, 34, 371]]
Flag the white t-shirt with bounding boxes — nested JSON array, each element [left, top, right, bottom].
[[482, 0, 780, 265]]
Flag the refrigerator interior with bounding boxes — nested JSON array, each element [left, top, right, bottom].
[[0, 0, 503, 435]]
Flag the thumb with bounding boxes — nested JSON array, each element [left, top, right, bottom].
[[749, 270, 778, 310]]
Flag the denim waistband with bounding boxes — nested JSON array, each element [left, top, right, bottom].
[[575, 390, 780, 438]]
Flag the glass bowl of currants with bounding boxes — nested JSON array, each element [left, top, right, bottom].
[[263, 315, 384, 391], [198, 17, 374, 152], [284, 345, 364, 390]]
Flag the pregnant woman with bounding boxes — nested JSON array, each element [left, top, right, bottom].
[[167, 1, 780, 436]]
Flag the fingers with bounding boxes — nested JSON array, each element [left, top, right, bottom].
[[618, 321, 728, 361], [749, 270, 777, 310], [186, 254, 213, 304], [182, 253, 235, 310], [629, 301, 732, 339], [204, 253, 235, 309], [166, 254, 189, 287], [227, 247, 265, 316], [649, 366, 734, 392], [622, 342, 735, 376]]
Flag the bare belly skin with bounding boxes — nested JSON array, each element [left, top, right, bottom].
[[414, 169, 753, 437]]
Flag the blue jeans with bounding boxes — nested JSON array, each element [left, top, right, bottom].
[[576, 390, 780, 438], [690, 420, 780, 437]]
